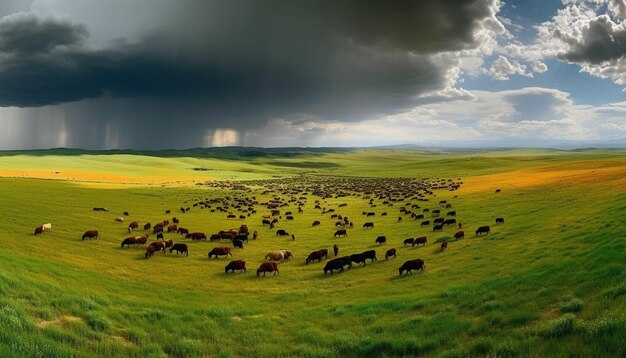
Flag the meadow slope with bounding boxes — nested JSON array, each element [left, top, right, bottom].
[[0, 148, 624, 357]]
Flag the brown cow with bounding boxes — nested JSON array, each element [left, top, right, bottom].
[[385, 248, 397, 260], [333, 244, 339, 257], [225, 260, 247, 273], [153, 224, 164, 234], [208, 247, 232, 259], [312, 220, 321, 226], [167, 225, 178, 232], [440, 240, 448, 251], [306, 249, 328, 264], [257, 262, 279, 277], [34, 226, 44, 236], [334, 229, 347, 237], [187, 232, 207, 241], [82, 230, 99, 240], [121, 237, 136, 248], [177, 227, 189, 235], [163, 239, 173, 249], [412, 236, 427, 247], [128, 221, 139, 233], [454, 231, 465, 240], [399, 259, 425, 275]]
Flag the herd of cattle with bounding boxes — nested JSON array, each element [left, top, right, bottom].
[[33, 175, 505, 277]]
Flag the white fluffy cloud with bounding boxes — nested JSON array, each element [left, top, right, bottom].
[[485, 55, 533, 80]]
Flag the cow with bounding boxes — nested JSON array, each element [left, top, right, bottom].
[[403, 238, 414, 246], [156, 233, 164, 240], [123, 211, 129, 216], [362, 250, 377, 263], [433, 224, 443, 232], [495, 189, 501, 193], [265, 251, 285, 262], [225, 260, 247, 273], [333, 244, 339, 257], [496, 217, 505, 224], [375, 236, 386, 244], [385, 248, 396, 260], [421, 221, 430, 227], [412, 236, 428, 247], [286, 215, 294, 220], [220, 232, 236, 241], [82, 230, 99, 240], [128, 221, 139, 233], [208, 247, 232, 259], [306, 249, 328, 265], [153, 224, 164, 234], [334, 229, 347, 237], [170, 243, 188, 256], [262, 219, 271, 225], [145, 245, 157, 259], [121, 237, 136, 248], [476, 226, 490, 235], [281, 249, 293, 260], [135, 233, 148, 245], [447, 211, 456, 217], [415, 214, 424, 220], [312, 220, 321, 227], [167, 225, 178, 232], [276, 229, 289, 236], [440, 240, 448, 251], [172, 217, 179, 224], [454, 231, 464, 240], [235, 234, 248, 243], [366, 212, 375, 217], [114, 217, 124, 223], [165, 210, 171, 214], [42, 223, 52, 232], [434, 218, 445, 225], [145, 242, 165, 258], [144, 223, 151, 231], [162, 220, 170, 226], [233, 239, 244, 249], [163, 239, 174, 249], [323, 256, 352, 274], [177, 227, 189, 235], [398, 216, 402, 222], [187, 232, 207, 241], [227, 214, 237, 219], [253, 231, 258, 240], [209, 234, 221, 241], [93, 207, 109, 212], [363, 222, 374, 229], [399, 259, 426, 275], [257, 262, 279, 277], [34, 226, 44, 236], [443, 219, 456, 226], [350, 250, 376, 266]]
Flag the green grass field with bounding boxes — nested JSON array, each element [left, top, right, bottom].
[[0, 148, 624, 357]]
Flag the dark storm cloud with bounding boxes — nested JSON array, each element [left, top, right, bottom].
[[558, 15, 626, 64]]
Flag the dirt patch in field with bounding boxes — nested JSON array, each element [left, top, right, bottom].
[[461, 160, 626, 194], [36, 315, 83, 329]]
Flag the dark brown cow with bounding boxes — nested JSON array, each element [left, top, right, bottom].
[[257, 262, 279, 277], [145, 241, 165, 258], [156, 233, 164, 240], [135, 233, 148, 245], [276, 229, 289, 236], [476, 226, 490, 235], [412, 236, 427, 247], [440, 240, 448, 251], [163, 239, 174, 249], [153, 224, 164, 234], [334, 229, 347, 237], [167, 225, 178, 232], [225, 260, 247, 273], [186, 232, 207, 241], [312, 220, 321, 226], [34, 226, 44, 236], [399, 259, 425, 275], [128, 221, 139, 233], [221, 232, 236, 241], [208, 247, 232, 259], [385, 248, 397, 260], [121, 237, 136, 248], [209, 234, 221, 241], [177, 227, 189, 235], [82, 230, 99, 240], [145, 245, 157, 259], [144, 223, 151, 231], [323, 256, 352, 274], [169, 243, 188, 256], [454, 231, 464, 240], [306, 249, 328, 265], [421, 220, 430, 227]]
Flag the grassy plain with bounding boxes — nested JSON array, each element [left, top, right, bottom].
[[0, 148, 624, 357]]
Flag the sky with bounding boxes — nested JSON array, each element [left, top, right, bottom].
[[0, 0, 625, 149]]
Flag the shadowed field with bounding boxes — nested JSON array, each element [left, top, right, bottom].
[[0, 148, 624, 357]]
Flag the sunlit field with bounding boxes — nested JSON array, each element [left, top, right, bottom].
[[0, 148, 624, 357]]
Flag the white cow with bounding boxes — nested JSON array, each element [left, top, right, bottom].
[[42, 223, 52, 232]]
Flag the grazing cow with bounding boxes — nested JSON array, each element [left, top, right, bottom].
[[286, 215, 294, 220], [163, 239, 174, 249], [306, 249, 328, 265], [496, 217, 505, 224], [165, 210, 171, 214], [167, 225, 177, 232], [156, 233, 164, 240], [323, 256, 352, 274], [412, 236, 428, 247], [233, 239, 244, 249], [385, 248, 397, 260], [434, 218, 445, 225], [281, 249, 293, 260], [495, 189, 501, 193], [262, 219, 271, 225], [82, 230, 99, 240], [421, 221, 430, 227], [187, 232, 207, 241], [177, 227, 189, 235], [440, 240, 448, 251], [415, 214, 424, 220], [220, 232, 236, 241], [145, 245, 157, 259], [276, 229, 289, 236], [334, 229, 347, 237], [476, 226, 491, 235], [145, 242, 165, 258], [93, 207, 109, 212], [443, 219, 456, 226], [123, 211, 129, 216], [128, 221, 139, 233], [235, 234, 248, 243], [121, 237, 136, 248], [312, 220, 321, 227], [114, 217, 124, 223], [447, 211, 456, 217], [375, 236, 386, 244], [34, 226, 44, 236], [209, 234, 221, 241], [454, 231, 464, 240], [335, 221, 345, 227], [42, 223, 52, 232], [170, 243, 189, 256], [135, 233, 148, 245], [403, 238, 414, 246], [172, 217, 179, 224], [265, 251, 285, 262], [333, 244, 339, 257], [144, 223, 151, 231], [208, 247, 232, 259], [399, 259, 426, 275], [225, 260, 247, 273], [366, 212, 375, 217], [362, 250, 377, 263], [227, 214, 237, 219], [363, 222, 374, 229], [257, 262, 279, 277], [433, 224, 443, 232], [153, 224, 164, 234]]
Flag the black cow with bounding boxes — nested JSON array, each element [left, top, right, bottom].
[[433, 224, 443, 232], [262, 219, 271, 225], [334, 229, 347, 237], [225, 260, 247, 273], [496, 217, 505, 224], [144, 223, 151, 231], [233, 239, 244, 249], [276, 229, 289, 236], [403, 238, 414, 245], [443, 219, 456, 226], [323, 256, 352, 274], [169, 243, 189, 256], [375, 236, 386, 244], [476, 226, 491, 235], [421, 221, 430, 227], [363, 222, 374, 229], [399, 259, 425, 275], [385, 248, 396, 260]]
